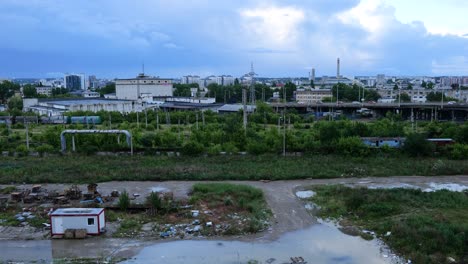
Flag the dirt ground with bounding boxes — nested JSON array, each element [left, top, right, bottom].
[[1, 175, 467, 241]]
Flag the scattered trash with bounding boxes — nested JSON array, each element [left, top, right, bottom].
[[191, 210, 200, 217], [206, 222, 213, 227], [192, 220, 200, 225], [385, 231, 391, 236], [160, 232, 170, 238], [94, 197, 104, 204], [111, 190, 120, 197], [290, 256, 306, 264], [133, 193, 141, 198], [193, 225, 202, 232], [447, 257, 456, 263]]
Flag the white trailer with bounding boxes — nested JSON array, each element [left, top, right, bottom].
[[50, 208, 105, 236]]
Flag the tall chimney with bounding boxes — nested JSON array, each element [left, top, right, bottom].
[[337, 58, 340, 78]]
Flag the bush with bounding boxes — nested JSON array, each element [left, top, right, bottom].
[[207, 144, 222, 156], [403, 133, 434, 157], [334, 137, 368, 156], [181, 141, 205, 155], [36, 144, 55, 156], [146, 191, 162, 211], [222, 142, 239, 154], [450, 144, 468, 160], [15, 145, 29, 157], [246, 140, 269, 155], [118, 190, 130, 211]]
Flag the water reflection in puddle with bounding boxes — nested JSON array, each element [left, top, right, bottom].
[[124, 224, 397, 264]]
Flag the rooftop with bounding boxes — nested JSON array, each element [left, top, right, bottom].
[[40, 98, 133, 106], [50, 208, 103, 216]]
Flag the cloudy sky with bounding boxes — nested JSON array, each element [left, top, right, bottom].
[[0, 0, 467, 78]]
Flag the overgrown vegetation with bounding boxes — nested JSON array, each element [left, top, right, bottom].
[[118, 191, 130, 211], [1, 155, 467, 184], [309, 185, 468, 264], [113, 183, 270, 238], [190, 183, 271, 233], [1, 105, 467, 160]]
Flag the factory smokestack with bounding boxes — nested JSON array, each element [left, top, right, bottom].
[[337, 58, 340, 78]]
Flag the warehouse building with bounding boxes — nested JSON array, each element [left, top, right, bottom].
[[115, 73, 173, 100]]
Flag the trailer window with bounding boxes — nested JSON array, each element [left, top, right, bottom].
[[88, 218, 95, 225]]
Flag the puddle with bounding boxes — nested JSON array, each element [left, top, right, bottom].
[[150, 186, 169, 193], [295, 190, 316, 199], [123, 224, 400, 264], [423, 183, 468, 192], [365, 183, 418, 190]]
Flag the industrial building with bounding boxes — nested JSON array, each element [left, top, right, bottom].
[[296, 89, 333, 104], [23, 98, 136, 116], [115, 73, 173, 100]]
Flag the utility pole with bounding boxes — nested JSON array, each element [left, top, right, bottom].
[[25, 122, 29, 150], [282, 111, 286, 157], [242, 87, 248, 130], [156, 112, 159, 131], [248, 62, 257, 105], [145, 109, 148, 128], [137, 111, 140, 128]]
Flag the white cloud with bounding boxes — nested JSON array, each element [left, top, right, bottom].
[[240, 6, 305, 48]]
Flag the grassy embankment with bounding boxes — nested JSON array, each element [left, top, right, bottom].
[[309, 185, 468, 264], [111, 183, 270, 237], [1, 155, 468, 184]]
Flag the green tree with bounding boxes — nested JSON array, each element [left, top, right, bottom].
[[173, 84, 192, 97], [22, 84, 38, 98], [421, 81, 427, 88], [279, 82, 296, 102], [427, 82, 435, 89], [393, 84, 399, 90], [96, 83, 115, 96], [407, 83, 413, 90], [403, 133, 434, 157], [400, 93, 411, 102], [0, 81, 20, 104], [310, 80, 315, 88], [426, 92, 445, 102], [7, 96, 23, 112]]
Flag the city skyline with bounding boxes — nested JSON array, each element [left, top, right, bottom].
[[1, 0, 467, 78]]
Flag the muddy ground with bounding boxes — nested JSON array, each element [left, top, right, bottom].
[[0, 176, 467, 262], [1, 175, 467, 242]]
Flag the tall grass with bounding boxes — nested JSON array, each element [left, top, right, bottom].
[[310, 185, 468, 264], [0, 155, 467, 184]]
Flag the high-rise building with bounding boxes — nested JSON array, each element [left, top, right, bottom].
[[376, 74, 386, 86], [64, 75, 82, 91], [310, 68, 316, 82]]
